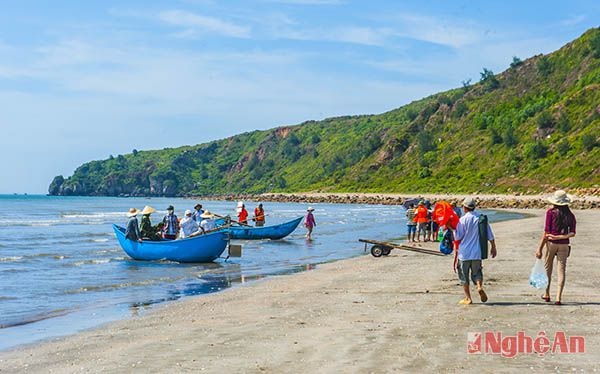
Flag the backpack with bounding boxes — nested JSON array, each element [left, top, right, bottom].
[[439, 229, 453, 255], [478, 214, 489, 259]]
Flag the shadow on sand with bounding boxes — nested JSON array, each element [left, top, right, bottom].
[[481, 301, 600, 306]]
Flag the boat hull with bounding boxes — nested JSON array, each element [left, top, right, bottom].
[[113, 224, 229, 263], [227, 217, 303, 240]]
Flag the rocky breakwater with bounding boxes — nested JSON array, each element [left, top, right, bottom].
[[203, 192, 600, 210]]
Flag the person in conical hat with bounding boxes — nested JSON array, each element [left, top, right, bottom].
[[200, 210, 217, 232], [125, 208, 142, 242], [140, 206, 160, 241]]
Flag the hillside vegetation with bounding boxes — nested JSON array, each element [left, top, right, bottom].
[[50, 28, 600, 197]]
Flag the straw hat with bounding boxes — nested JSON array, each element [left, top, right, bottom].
[[127, 208, 140, 217], [141, 205, 156, 215], [185, 209, 192, 216], [307, 207, 315, 211], [548, 190, 573, 206], [200, 211, 215, 219]]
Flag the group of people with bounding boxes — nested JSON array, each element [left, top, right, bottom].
[[125, 203, 219, 242], [236, 202, 265, 226], [125, 201, 318, 242], [405, 199, 459, 242], [406, 190, 576, 306]]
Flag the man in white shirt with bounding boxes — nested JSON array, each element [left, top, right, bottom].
[[454, 197, 497, 305], [180, 210, 199, 238]]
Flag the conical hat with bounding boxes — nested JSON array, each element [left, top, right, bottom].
[[141, 205, 156, 215]]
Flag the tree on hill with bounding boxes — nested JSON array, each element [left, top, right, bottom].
[[480, 68, 499, 89]]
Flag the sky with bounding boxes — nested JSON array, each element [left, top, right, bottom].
[[0, 1, 598, 194]]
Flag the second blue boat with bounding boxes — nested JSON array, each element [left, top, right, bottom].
[[226, 216, 303, 240]]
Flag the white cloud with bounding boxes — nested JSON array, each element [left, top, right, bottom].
[[158, 9, 251, 38], [282, 26, 391, 46], [388, 13, 482, 48]]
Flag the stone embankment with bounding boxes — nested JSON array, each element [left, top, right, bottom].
[[200, 192, 600, 209]]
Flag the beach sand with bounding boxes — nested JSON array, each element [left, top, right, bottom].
[[1, 209, 600, 372]]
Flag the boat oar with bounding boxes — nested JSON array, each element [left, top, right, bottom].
[[213, 213, 252, 227]]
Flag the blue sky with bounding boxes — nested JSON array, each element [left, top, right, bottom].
[[1, 1, 598, 193]]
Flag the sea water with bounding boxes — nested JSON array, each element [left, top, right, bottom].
[[0, 195, 523, 350]]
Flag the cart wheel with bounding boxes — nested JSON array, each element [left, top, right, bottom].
[[371, 245, 384, 257], [382, 247, 392, 256]]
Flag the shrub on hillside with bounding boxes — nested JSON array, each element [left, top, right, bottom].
[[557, 115, 571, 133], [557, 139, 571, 156], [452, 101, 468, 118], [590, 30, 600, 58], [502, 126, 518, 147], [480, 68, 500, 89], [510, 56, 523, 68], [523, 141, 548, 160], [582, 134, 598, 151], [536, 111, 555, 129], [418, 167, 432, 178], [537, 56, 553, 77]]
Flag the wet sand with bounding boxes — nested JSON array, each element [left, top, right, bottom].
[[1, 209, 599, 372]]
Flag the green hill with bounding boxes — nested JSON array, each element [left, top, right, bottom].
[[49, 28, 600, 197]]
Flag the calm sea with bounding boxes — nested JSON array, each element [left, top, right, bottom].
[[0, 195, 523, 350]]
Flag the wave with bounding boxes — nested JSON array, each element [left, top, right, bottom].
[[60, 212, 125, 219], [0, 220, 106, 228], [0, 308, 72, 329], [72, 259, 112, 266], [0, 211, 129, 227], [65, 276, 177, 294], [0, 256, 23, 262]]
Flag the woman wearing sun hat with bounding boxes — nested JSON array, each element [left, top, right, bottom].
[[125, 208, 142, 242], [536, 190, 576, 305], [140, 205, 160, 240], [305, 207, 316, 240]]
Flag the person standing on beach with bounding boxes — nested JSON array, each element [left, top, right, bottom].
[[305, 207, 316, 240], [536, 190, 576, 305], [454, 197, 496, 305], [405, 203, 417, 242], [162, 205, 179, 240], [125, 208, 142, 242], [414, 201, 428, 242]]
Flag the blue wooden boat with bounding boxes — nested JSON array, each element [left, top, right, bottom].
[[226, 217, 303, 240], [113, 224, 229, 263]]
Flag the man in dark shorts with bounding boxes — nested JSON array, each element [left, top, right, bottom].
[[454, 198, 497, 305]]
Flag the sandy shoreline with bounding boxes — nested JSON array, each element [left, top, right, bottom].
[[2, 209, 600, 372]]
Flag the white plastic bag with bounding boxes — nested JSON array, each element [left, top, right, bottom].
[[529, 259, 548, 289]]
